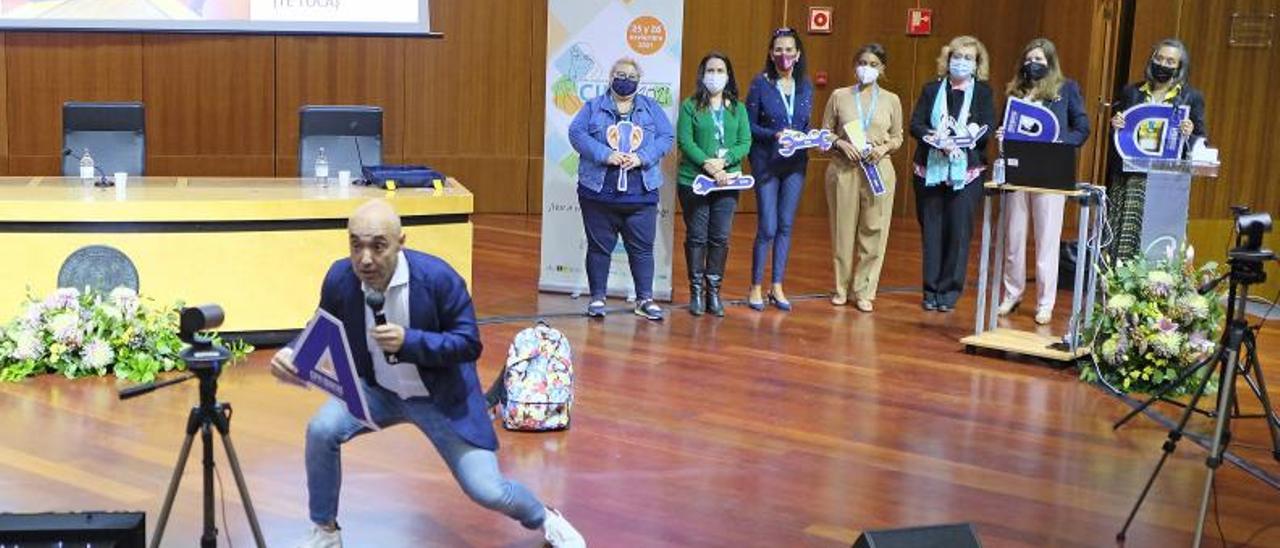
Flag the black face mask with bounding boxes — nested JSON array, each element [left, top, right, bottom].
[[1021, 61, 1049, 81], [1150, 61, 1177, 83]]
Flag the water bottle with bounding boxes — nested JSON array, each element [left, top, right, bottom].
[[992, 157, 1006, 185], [314, 147, 330, 186], [79, 148, 95, 183]]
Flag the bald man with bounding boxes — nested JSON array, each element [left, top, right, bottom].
[[272, 200, 585, 547]]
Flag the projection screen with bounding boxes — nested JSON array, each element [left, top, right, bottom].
[[0, 0, 431, 35]]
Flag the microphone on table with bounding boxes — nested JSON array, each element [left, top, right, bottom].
[[364, 290, 399, 364], [61, 147, 112, 187]]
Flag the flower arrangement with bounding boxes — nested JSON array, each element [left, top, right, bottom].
[[1081, 248, 1226, 396], [0, 287, 251, 383]]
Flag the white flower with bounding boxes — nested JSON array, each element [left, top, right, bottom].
[[1107, 294, 1137, 314], [1151, 331, 1184, 358], [43, 288, 81, 311], [47, 311, 83, 347], [20, 302, 44, 328], [1185, 245, 1195, 263], [81, 338, 114, 371], [1145, 270, 1175, 297], [109, 287, 140, 317], [10, 329, 44, 361], [1101, 337, 1122, 365]]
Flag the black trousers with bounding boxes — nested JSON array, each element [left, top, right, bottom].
[[914, 176, 983, 307]]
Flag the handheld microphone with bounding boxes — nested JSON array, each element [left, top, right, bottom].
[[62, 147, 112, 187], [364, 290, 399, 364]]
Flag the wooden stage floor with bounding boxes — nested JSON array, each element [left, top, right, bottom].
[[3, 213, 1280, 547]]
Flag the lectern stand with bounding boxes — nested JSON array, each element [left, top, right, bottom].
[[962, 183, 1103, 363], [1122, 157, 1220, 260]]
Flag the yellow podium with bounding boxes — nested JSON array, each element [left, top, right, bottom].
[[0, 177, 473, 339]]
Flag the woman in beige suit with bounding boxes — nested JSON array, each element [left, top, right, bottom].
[[822, 43, 903, 312]]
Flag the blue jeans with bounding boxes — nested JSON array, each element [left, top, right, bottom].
[[751, 170, 805, 285], [305, 380, 546, 529], [579, 198, 657, 301]]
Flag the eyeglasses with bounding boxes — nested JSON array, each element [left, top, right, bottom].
[[612, 72, 640, 82]]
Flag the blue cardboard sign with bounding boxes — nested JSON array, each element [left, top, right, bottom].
[[691, 173, 754, 195], [293, 309, 377, 430], [1113, 103, 1190, 164], [1002, 97, 1060, 143], [778, 129, 836, 157]]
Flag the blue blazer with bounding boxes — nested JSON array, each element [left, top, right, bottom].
[[302, 249, 497, 451], [745, 73, 814, 175], [1031, 78, 1091, 146]]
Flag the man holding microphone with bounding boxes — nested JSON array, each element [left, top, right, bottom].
[[271, 199, 585, 548]]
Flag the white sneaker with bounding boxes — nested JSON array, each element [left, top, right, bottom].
[[542, 507, 586, 548], [296, 525, 342, 548]]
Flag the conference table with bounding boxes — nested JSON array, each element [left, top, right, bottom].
[[0, 177, 473, 343]]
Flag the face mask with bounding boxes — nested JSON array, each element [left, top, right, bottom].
[[1149, 61, 1176, 83], [773, 53, 797, 72], [1021, 61, 1049, 81], [855, 65, 880, 85], [949, 57, 976, 79], [611, 77, 639, 97], [703, 73, 728, 94]]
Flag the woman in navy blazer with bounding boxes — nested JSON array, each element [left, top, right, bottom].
[[745, 27, 814, 311], [995, 38, 1090, 325]]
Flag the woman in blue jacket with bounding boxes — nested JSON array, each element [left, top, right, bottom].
[[568, 57, 675, 321], [995, 38, 1090, 325], [745, 27, 814, 311]]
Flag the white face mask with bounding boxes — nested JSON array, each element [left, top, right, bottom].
[[856, 65, 880, 85], [703, 72, 728, 94]]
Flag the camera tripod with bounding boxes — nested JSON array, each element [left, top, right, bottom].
[[1115, 250, 1280, 546], [120, 340, 266, 548]]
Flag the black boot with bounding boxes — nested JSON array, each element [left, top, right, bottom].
[[685, 243, 706, 316], [706, 245, 729, 317]]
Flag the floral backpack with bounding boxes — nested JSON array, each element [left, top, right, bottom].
[[485, 321, 574, 431]]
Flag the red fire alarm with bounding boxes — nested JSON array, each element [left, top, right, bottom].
[[907, 7, 933, 36], [809, 6, 832, 34]]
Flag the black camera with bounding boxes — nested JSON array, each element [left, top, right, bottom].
[[179, 304, 224, 345], [1236, 212, 1273, 253]]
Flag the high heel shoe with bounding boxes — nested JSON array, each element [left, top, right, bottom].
[[748, 286, 765, 311], [767, 293, 792, 311]]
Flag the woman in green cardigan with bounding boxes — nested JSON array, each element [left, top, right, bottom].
[[677, 52, 752, 317]]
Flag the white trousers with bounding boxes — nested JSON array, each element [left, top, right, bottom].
[[1001, 191, 1065, 311]]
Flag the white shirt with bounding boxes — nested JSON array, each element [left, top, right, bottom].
[[361, 251, 429, 399]]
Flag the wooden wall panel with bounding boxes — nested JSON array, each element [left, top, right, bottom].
[[1179, 0, 1279, 220], [403, 0, 536, 213], [678, 0, 780, 214], [144, 34, 275, 176], [275, 36, 406, 175], [5, 33, 143, 175], [527, 2, 549, 214], [0, 34, 8, 175], [0, 0, 1265, 223]]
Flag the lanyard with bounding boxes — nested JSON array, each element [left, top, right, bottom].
[[775, 79, 796, 126], [853, 85, 879, 134], [711, 106, 725, 146]]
